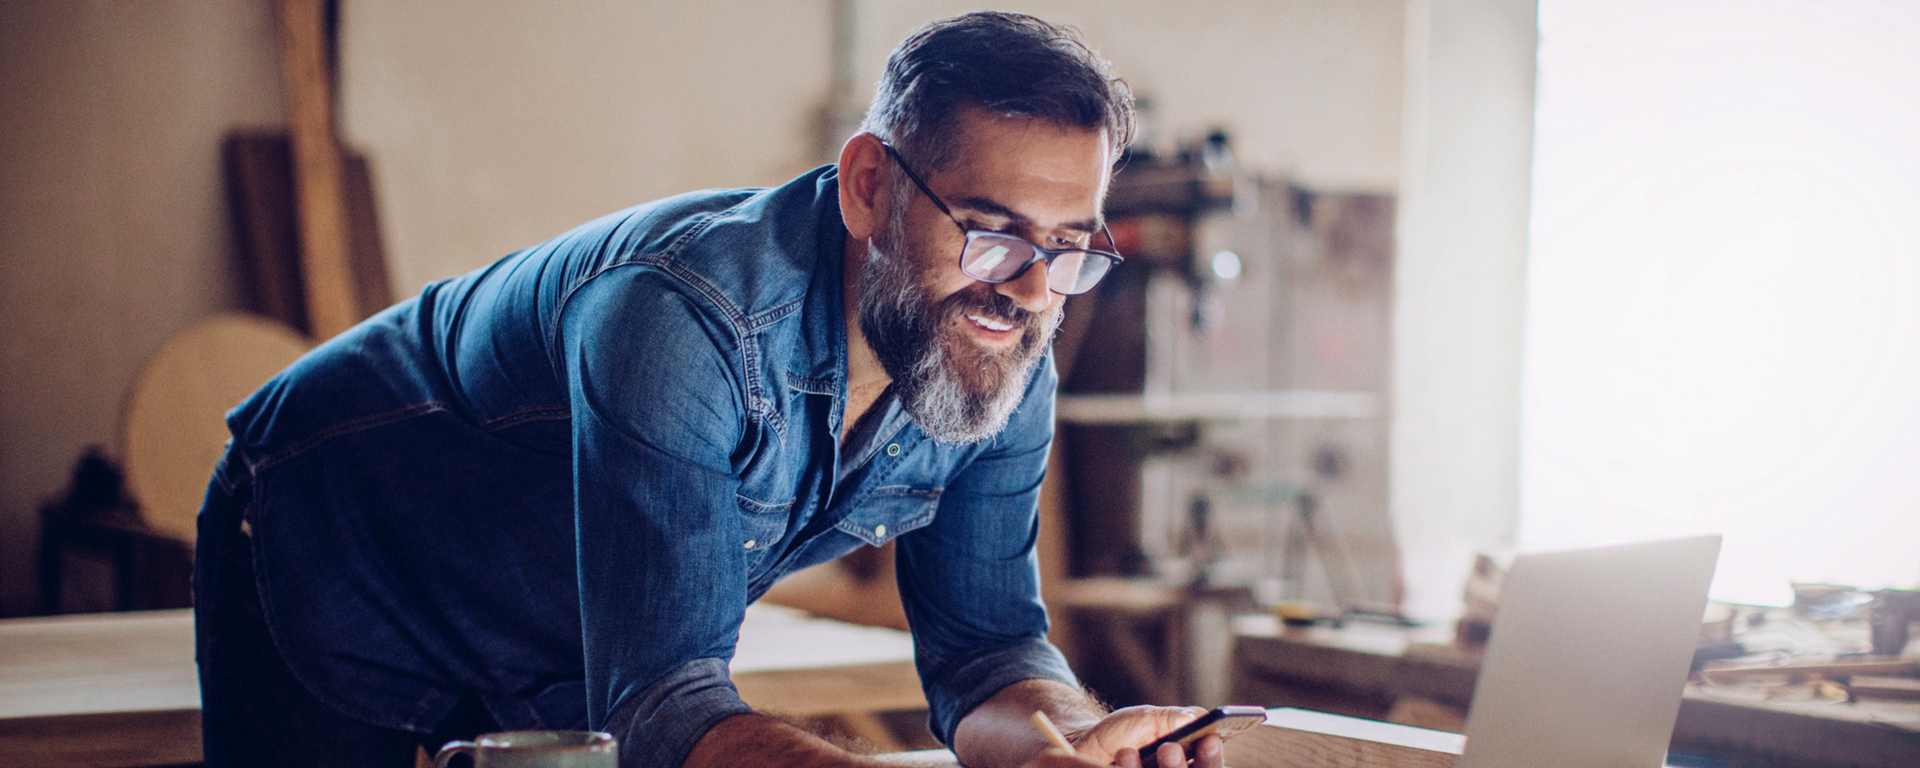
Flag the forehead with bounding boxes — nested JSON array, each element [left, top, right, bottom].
[[930, 108, 1111, 225]]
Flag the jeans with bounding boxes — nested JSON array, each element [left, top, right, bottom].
[[194, 448, 497, 768]]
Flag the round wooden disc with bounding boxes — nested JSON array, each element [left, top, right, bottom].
[[121, 314, 309, 543]]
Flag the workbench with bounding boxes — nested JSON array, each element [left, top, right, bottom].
[[0, 605, 925, 768], [1230, 614, 1920, 768]]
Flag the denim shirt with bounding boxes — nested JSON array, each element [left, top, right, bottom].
[[221, 166, 1077, 768]]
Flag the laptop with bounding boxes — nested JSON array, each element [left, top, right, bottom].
[[1457, 534, 1723, 768], [1241, 535, 1722, 768]]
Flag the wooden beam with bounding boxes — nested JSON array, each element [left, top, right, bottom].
[[276, 0, 359, 340]]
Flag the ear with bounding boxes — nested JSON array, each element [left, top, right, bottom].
[[837, 132, 890, 242]]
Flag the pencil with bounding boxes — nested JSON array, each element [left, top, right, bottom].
[[1030, 710, 1076, 754]]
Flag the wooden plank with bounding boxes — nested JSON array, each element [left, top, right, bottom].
[[223, 132, 308, 333], [1055, 390, 1381, 423], [732, 662, 926, 718], [1675, 688, 1920, 768], [0, 610, 198, 721], [276, 0, 358, 340], [0, 610, 199, 768], [224, 132, 391, 335], [0, 710, 201, 768], [0, 605, 926, 768], [730, 604, 925, 717], [1851, 676, 1920, 701], [1223, 709, 1460, 768], [341, 147, 393, 317], [1230, 617, 1479, 714], [1702, 658, 1920, 682]]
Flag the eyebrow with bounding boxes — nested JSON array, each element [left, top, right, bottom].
[[951, 195, 1101, 234]]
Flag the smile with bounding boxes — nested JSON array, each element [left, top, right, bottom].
[[967, 313, 1016, 332]]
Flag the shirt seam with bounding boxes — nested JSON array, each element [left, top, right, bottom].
[[482, 404, 571, 430], [250, 401, 452, 473]]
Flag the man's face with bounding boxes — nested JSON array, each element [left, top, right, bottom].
[[858, 110, 1111, 443]]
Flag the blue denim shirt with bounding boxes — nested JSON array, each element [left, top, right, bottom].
[[222, 166, 1077, 768]]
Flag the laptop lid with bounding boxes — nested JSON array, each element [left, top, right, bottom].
[[1456, 535, 1722, 768]]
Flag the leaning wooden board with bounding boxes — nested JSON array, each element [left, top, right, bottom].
[[276, 0, 359, 340], [120, 314, 311, 544]]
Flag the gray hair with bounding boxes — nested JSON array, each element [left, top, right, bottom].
[[861, 11, 1135, 173]]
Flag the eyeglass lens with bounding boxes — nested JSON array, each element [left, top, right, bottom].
[[962, 232, 1113, 295]]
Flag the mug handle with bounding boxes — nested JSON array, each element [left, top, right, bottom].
[[434, 740, 479, 768]]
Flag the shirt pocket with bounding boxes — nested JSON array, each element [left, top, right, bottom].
[[733, 429, 800, 557], [734, 493, 791, 556], [836, 485, 941, 547]]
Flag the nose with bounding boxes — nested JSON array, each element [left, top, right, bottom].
[[994, 259, 1056, 313]]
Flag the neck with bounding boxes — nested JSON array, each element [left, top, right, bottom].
[[841, 236, 891, 441]]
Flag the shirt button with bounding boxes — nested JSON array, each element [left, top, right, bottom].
[[743, 539, 756, 549], [873, 524, 887, 538], [886, 443, 901, 457]]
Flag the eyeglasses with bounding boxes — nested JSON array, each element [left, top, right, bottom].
[[880, 141, 1122, 296]]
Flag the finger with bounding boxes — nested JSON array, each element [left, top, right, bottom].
[[1024, 751, 1103, 768], [1193, 734, 1225, 768], [1112, 746, 1141, 768], [1154, 741, 1186, 768]]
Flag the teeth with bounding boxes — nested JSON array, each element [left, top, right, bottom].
[[968, 314, 1014, 331]]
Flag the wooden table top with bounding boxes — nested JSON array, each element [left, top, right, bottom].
[[0, 605, 925, 768], [0, 609, 199, 722]]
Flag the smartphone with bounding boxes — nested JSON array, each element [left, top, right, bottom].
[[1137, 705, 1267, 767]]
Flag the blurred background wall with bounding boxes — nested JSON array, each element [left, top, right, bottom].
[[0, 1, 286, 614], [339, 0, 1407, 296], [0, 0, 1529, 618]]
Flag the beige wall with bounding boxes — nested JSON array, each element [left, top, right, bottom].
[[1392, 0, 1537, 620], [0, 1, 284, 614], [0, 1, 1416, 615], [850, 1, 1405, 186], [339, 1, 838, 294], [343, 0, 1406, 295]]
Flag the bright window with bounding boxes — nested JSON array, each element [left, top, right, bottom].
[[1520, 0, 1920, 606]]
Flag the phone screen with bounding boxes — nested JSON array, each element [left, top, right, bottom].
[[1138, 705, 1267, 767]]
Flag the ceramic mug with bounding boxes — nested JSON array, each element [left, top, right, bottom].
[[434, 730, 617, 768]]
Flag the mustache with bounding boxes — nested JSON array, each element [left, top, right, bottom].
[[943, 286, 1040, 330]]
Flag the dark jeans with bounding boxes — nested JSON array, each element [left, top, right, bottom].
[[194, 450, 497, 768]]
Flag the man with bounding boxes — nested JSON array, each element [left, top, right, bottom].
[[196, 11, 1225, 768]]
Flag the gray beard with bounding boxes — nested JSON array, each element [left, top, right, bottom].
[[855, 217, 1057, 444]]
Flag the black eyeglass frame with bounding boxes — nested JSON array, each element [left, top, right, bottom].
[[879, 141, 1123, 296]]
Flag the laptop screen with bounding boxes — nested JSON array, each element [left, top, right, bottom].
[[1456, 535, 1721, 768]]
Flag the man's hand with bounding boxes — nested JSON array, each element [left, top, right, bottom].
[[1050, 705, 1224, 768], [1024, 735, 1225, 768], [955, 681, 1226, 768]]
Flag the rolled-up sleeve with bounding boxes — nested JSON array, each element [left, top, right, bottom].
[[894, 357, 1081, 745], [560, 267, 756, 768]]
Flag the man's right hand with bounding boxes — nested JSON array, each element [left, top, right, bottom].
[[1021, 731, 1225, 768], [1049, 705, 1225, 768]]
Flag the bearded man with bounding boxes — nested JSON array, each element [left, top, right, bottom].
[[194, 11, 1224, 768]]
